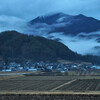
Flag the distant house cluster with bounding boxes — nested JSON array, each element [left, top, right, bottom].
[[0, 60, 100, 74]]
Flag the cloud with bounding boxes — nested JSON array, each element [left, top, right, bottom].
[[0, 0, 100, 20], [21, 22, 68, 35], [46, 32, 100, 56], [0, 15, 26, 32]]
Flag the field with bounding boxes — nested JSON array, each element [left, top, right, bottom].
[[57, 79, 100, 91], [0, 76, 71, 91], [1, 75, 100, 100], [1, 75, 100, 92]]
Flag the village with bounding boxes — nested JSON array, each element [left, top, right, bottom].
[[0, 60, 100, 75]]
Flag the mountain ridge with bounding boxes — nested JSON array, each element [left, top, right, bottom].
[[29, 12, 100, 35], [0, 31, 80, 62]]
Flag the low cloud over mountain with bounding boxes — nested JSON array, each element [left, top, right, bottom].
[[0, 13, 100, 56]]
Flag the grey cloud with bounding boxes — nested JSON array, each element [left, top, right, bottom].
[[0, 0, 100, 21]]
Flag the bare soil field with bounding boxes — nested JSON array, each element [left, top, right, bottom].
[[1, 76, 100, 91], [0, 80, 68, 91], [0, 75, 100, 100], [57, 79, 100, 91]]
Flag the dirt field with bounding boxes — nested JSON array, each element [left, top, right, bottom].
[[1, 76, 100, 91], [0, 75, 100, 100], [57, 79, 100, 91]]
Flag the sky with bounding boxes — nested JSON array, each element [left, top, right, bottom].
[[0, 0, 100, 21]]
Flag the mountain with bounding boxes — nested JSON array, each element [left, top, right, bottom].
[[30, 13, 71, 25], [28, 13, 100, 56], [0, 31, 100, 64], [0, 31, 81, 62], [0, 13, 99, 57], [29, 13, 100, 35]]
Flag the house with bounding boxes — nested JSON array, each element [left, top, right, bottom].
[[91, 65, 100, 69], [18, 67, 23, 70], [28, 68, 37, 71], [2, 69, 12, 72], [61, 70, 65, 73], [47, 66, 53, 70], [57, 68, 62, 71]]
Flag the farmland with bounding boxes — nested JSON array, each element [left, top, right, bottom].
[[57, 79, 100, 91], [1, 76, 100, 91], [0, 76, 71, 91], [1, 75, 100, 100], [0, 80, 68, 91]]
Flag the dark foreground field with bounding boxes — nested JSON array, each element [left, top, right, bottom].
[[0, 93, 100, 100]]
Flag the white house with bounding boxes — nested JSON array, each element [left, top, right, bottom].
[[2, 69, 12, 72], [28, 68, 37, 71]]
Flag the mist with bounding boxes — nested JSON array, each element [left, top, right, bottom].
[[46, 32, 100, 56], [0, 14, 100, 56], [0, 15, 27, 33], [24, 22, 100, 56]]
